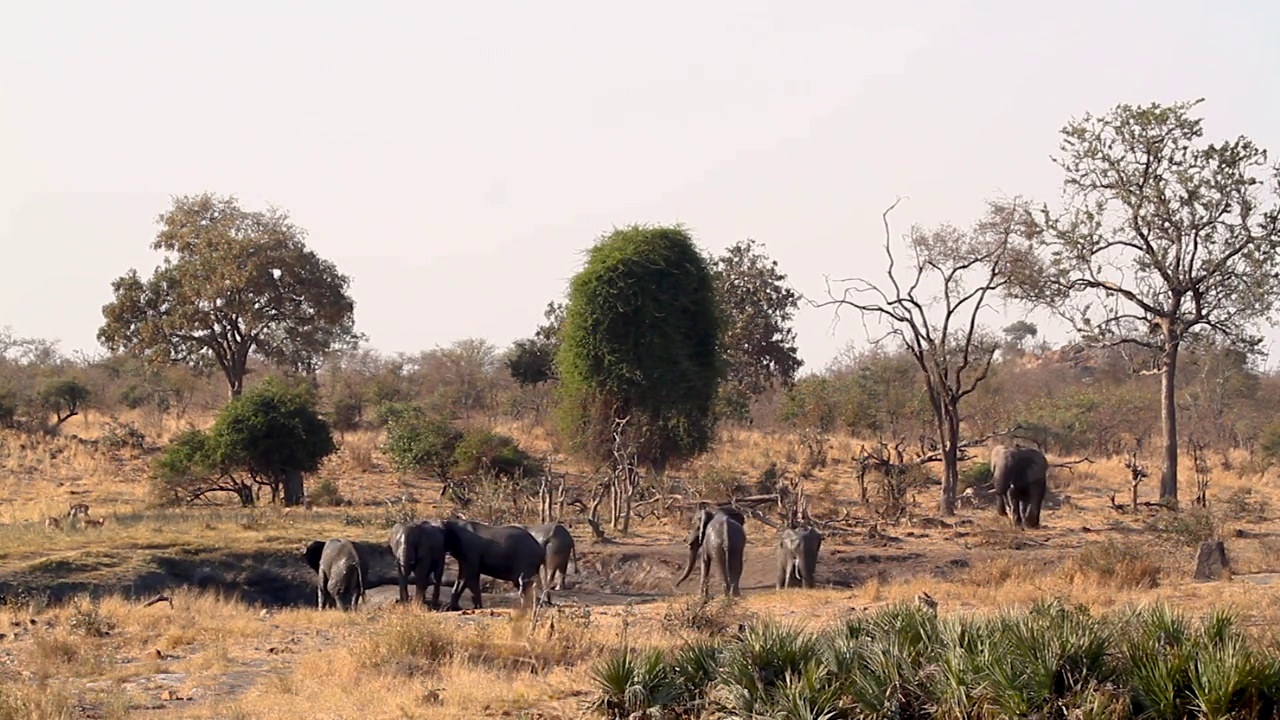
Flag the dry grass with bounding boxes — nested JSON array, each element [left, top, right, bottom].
[[6, 415, 1280, 717]]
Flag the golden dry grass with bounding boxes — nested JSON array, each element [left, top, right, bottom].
[[5, 414, 1280, 717]]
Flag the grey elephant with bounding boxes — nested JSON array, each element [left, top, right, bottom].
[[674, 506, 746, 599], [441, 519, 546, 611], [776, 525, 822, 589], [991, 444, 1049, 529], [388, 521, 446, 607], [303, 538, 367, 611], [523, 522, 578, 591]]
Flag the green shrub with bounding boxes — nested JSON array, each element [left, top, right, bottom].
[[381, 406, 463, 478], [960, 460, 993, 490], [150, 378, 335, 507], [308, 477, 346, 507], [452, 427, 541, 478]]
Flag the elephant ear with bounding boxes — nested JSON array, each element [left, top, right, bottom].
[[303, 541, 325, 573]]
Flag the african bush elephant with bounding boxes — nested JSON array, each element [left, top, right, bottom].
[[388, 521, 446, 607], [523, 522, 578, 591], [991, 444, 1049, 530], [674, 507, 746, 599], [303, 538, 367, 611], [776, 525, 822, 589], [441, 519, 546, 611]]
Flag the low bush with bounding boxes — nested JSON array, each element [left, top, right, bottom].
[[452, 427, 542, 478], [1067, 539, 1162, 590], [307, 477, 346, 507], [587, 600, 1280, 719], [960, 460, 993, 490]]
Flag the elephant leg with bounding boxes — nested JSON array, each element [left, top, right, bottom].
[[729, 551, 744, 597], [397, 564, 410, 604], [1025, 485, 1044, 529], [466, 571, 484, 609], [413, 563, 430, 605], [446, 572, 467, 611], [1005, 493, 1020, 528], [555, 561, 568, 590], [719, 550, 732, 598], [430, 563, 443, 610], [699, 551, 712, 600]]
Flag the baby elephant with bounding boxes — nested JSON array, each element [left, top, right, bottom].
[[775, 525, 822, 589], [303, 539, 367, 611]]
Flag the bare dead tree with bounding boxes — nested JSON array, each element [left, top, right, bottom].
[[537, 458, 566, 524], [1188, 436, 1211, 508], [1123, 449, 1149, 513], [586, 480, 609, 542], [817, 199, 1036, 515], [853, 441, 929, 523], [609, 416, 642, 533]]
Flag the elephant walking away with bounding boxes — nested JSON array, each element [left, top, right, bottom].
[[303, 538, 367, 611], [674, 507, 746, 599], [523, 522, 578, 591], [991, 445, 1049, 530], [441, 519, 546, 611], [389, 521, 446, 608], [775, 525, 822, 589]]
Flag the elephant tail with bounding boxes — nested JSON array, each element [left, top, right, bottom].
[[355, 562, 366, 607]]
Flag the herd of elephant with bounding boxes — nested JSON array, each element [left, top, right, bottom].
[[298, 445, 1049, 612]]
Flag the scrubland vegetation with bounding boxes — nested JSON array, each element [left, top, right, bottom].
[[4, 99, 1280, 717]]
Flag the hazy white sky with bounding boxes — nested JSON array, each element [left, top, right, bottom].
[[3, 1, 1279, 372]]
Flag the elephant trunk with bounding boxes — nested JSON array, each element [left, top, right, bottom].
[[674, 542, 698, 587]]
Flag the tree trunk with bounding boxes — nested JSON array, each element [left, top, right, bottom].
[[1160, 339, 1180, 503], [283, 469, 305, 507], [223, 368, 244, 398], [939, 410, 960, 517]]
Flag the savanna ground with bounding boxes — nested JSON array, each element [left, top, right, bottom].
[[4, 410, 1280, 719]]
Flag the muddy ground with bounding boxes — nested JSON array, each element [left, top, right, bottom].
[[0, 511, 1051, 614]]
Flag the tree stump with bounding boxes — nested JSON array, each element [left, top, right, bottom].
[[1193, 540, 1230, 581]]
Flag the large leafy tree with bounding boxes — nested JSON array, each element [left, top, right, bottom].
[[711, 239, 803, 421], [556, 223, 721, 473], [98, 193, 363, 398], [1005, 99, 1280, 502]]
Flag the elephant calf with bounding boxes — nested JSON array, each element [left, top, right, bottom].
[[304, 538, 368, 611], [523, 522, 578, 591], [991, 444, 1049, 530], [389, 521, 446, 608], [675, 507, 746, 599], [776, 525, 822, 589]]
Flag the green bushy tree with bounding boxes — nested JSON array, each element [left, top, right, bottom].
[[556, 224, 721, 473], [150, 377, 336, 506]]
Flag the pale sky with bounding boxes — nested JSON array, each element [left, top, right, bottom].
[[3, 1, 1279, 373]]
